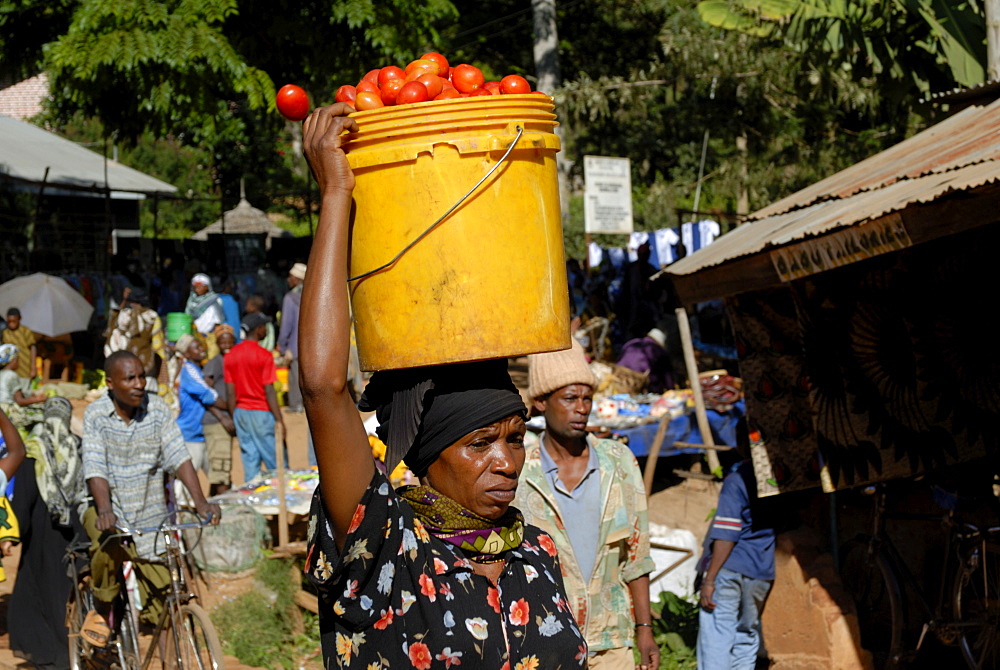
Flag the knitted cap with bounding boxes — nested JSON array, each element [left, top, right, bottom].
[[527, 340, 597, 400]]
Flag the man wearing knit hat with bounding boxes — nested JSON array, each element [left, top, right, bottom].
[[514, 340, 659, 670], [277, 262, 307, 412]]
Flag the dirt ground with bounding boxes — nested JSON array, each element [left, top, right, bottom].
[[0, 386, 720, 668]]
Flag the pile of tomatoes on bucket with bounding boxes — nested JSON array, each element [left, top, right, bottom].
[[276, 52, 544, 121]]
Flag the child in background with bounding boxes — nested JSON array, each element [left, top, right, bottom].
[[697, 428, 776, 670]]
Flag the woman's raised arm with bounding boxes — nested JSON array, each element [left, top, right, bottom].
[[299, 104, 374, 547]]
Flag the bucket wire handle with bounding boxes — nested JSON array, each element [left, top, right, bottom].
[[347, 124, 526, 283]]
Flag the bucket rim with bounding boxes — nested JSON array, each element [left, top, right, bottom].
[[347, 93, 555, 122]]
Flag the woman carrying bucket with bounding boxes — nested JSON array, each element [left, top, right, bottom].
[[299, 104, 587, 668]]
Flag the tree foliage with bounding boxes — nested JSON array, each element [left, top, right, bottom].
[[20, 0, 458, 236], [0, 0, 76, 84], [550, 1, 915, 251], [3, 0, 987, 252], [697, 0, 986, 111], [44, 0, 272, 141]]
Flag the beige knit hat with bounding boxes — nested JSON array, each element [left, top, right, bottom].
[[527, 340, 597, 400]]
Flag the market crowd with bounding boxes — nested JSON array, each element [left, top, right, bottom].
[[0, 261, 312, 666], [0, 122, 768, 669]]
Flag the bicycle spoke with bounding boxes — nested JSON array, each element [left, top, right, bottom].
[[163, 604, 223, 670], [954, 540, 1000, 669]]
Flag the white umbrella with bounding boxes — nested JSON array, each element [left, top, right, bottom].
[[0, 273, 95, 336]]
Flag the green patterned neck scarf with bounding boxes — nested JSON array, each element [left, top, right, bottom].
[[399, 485, 524, 564]]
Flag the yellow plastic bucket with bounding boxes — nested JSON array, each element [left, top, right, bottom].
[[345, 95, 570, 371]]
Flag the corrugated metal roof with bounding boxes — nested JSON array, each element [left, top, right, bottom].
[[925, 78, 1000, 103], [667, 97, 1000, 277], [0, 114, 177, 196]]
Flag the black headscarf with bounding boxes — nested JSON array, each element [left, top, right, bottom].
[[358, 360, 526, 477]]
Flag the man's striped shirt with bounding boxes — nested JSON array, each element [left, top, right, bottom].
[[82, 391, 190, 558]]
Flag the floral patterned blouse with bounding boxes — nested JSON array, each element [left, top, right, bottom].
[[305, 470, 588, 669]]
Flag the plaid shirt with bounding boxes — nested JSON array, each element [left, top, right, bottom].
[[82, 392, 190, 558]]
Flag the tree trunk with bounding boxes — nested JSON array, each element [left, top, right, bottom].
[[987, 0, 1000, 81], [736, 132, 749, 220], [532, 0, 571, 228]]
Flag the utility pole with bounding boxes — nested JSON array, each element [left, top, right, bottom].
[[532, 0, 571, 229], [988, 0, 1000, 81]]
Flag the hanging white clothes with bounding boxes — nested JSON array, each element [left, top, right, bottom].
[[588, 242, 604, 268], [681, 219, 721, 254], [653, 228, 681, 266]]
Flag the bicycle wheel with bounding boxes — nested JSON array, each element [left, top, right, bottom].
[[117, 602, 142, 670], [841, 539, 904, 668], [164, 603, 225, 670], [953, 539, 1000, 669], [66, 581, 93, 670]]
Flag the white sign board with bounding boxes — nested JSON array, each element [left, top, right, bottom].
[[584, 155, 633, 234]]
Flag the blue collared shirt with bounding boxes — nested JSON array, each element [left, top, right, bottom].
[[539, 435, 602, 581]]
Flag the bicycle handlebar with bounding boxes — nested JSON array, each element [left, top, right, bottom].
[[115, 513, 214, 537]]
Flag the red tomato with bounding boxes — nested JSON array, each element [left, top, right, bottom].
[[355, 91, 385, 111], [362, 69, 381, 84], [378, 66, 405, 87], [335, 85, 357, 105], [275, 84, 309, 121], [379, 78, 405, 105], [396, 81, 429, 105], [421, 52, 450, 78], [483, 81, 502, 94], [416, 74, 445, 99], [434, 89, 461, 100], [531, 90, 548, 96], [405, 59, 441, 78], [469, 88, 492, 97], [451, 64, 484, 93], [442, 78, 457, 91], [356, 80, 379, 94], [500, 74, 531, 95]]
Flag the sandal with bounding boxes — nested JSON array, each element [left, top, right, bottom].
[[81, 609, 110, 647]]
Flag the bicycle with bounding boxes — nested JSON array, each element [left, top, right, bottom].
[[839, 483, 1000, 669], [66, 511, 225, 670]]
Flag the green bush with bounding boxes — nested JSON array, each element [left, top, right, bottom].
[[211, 557, 319, 668], [650, 591, 699, 669]]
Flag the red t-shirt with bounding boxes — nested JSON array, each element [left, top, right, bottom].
[[223, 341, 278, 412]]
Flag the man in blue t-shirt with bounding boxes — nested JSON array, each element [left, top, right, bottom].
[[697, 455, 776, 670], [175, 334, 233, 487]]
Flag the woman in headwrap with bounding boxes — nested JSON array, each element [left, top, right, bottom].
[[185, 274, 226, 360], [299, 106, 586, 669], [8, 396, 85, 668], [185, 274, 226, 336], [0, 344, 46, 430]]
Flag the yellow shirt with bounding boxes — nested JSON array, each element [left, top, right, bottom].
[[0, 496, 20, 582], [2, 325, 37, 378]]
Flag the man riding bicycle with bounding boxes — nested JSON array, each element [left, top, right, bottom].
[[80, 350, 221, 647]]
